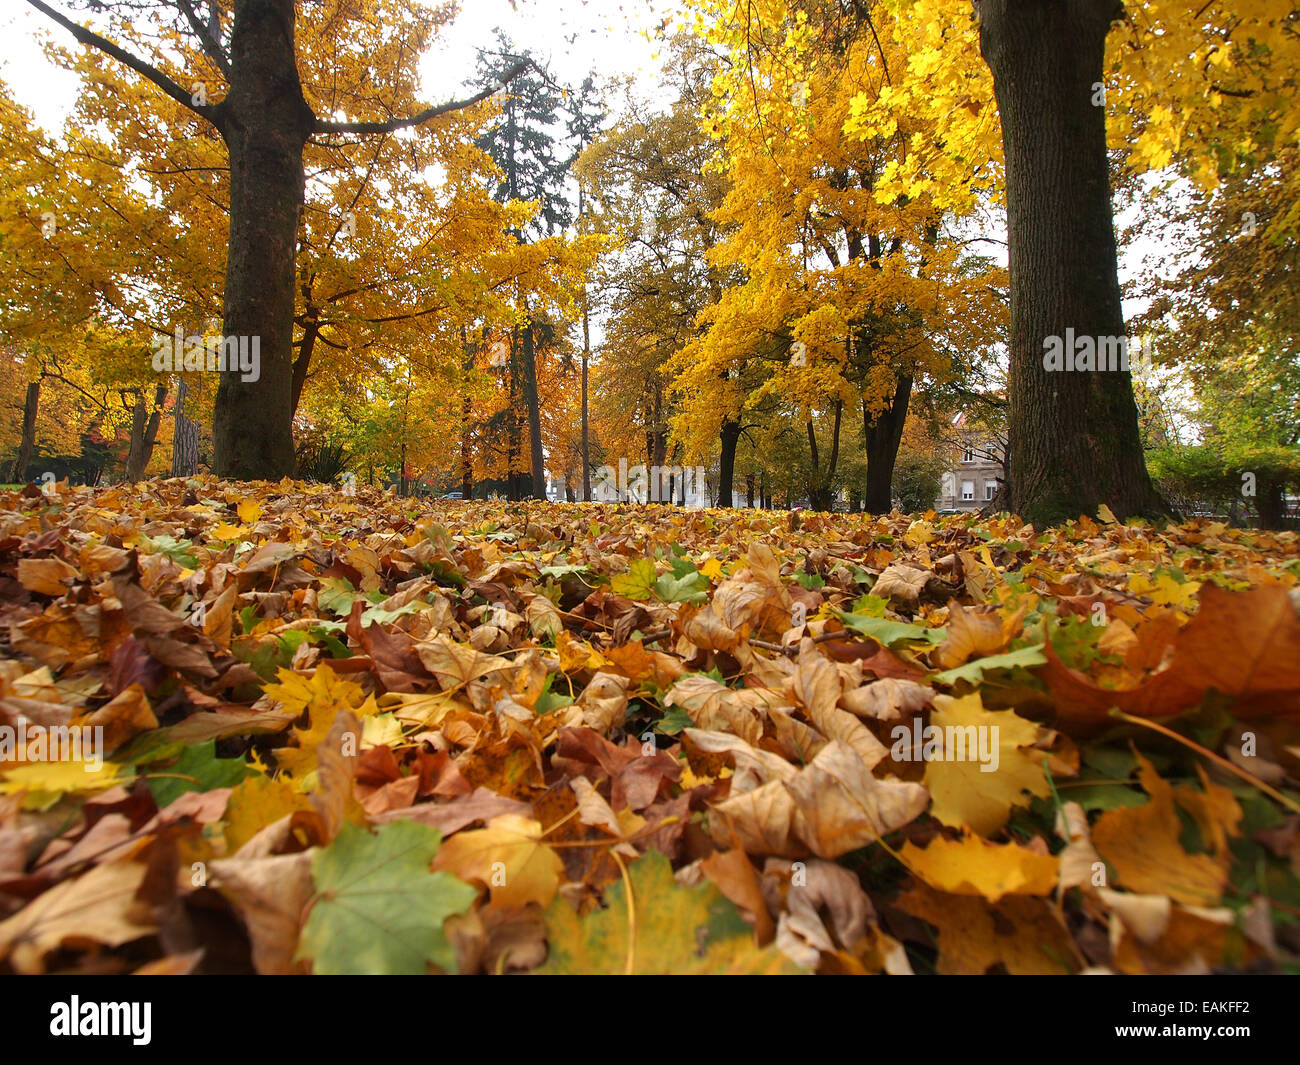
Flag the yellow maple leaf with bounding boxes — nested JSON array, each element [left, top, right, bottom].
[[415, 634, 515, 689], [263, 663, 378, 778], [901, 833, 1058, 902], [223, 774, 310, 853], [361, 712, 403, 749], [380, 690, 465, 729], [556, 630, 609, 674], [1129, 572, 1200, 611], [0, 759, 132, 810], [1092, 753, 1238, 906], [922, 693, 1049, 835], [236, 499, 263, 524], [432, 813, 563, 909], [896, 883, 1075, 974], [903, 519, 934, 546]]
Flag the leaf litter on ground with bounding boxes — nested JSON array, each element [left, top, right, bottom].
[[0, 477, 1298, 973]]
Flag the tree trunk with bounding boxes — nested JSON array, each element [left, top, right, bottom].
[[459, 326, 474, 499], [1257, 478, 1287, 531], [128, 391, 146, 477], [581, 313, 591, 502], [13, 380, 39, 483], [863, 375, 912, 513], [211, 0, 314, 480], [521, 320, 545, 499], [399, 442, 408, 496], [718, 418, 741, 507], [127, 383, 168, 481], [806, 400, 843, 511], [579, 180, 593, 504], [506, 326, 522, 500], [291, 317, 318, 416], [978, 0, 1165, 527], [171, 376, 200, 476], [460, 407, 473, 499]]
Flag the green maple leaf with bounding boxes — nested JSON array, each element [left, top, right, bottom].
[[838, 610, 945, 648], [538, 850, 804, 974], [359, 598, 424, 627], [297, 821, 476, 975], [146, 740, 253, 807], [610, 557, 657, 600], [317, 577, 359, 616], [539, 563, 591, 580], [654, 558, 709, 604], [139, 533, 198, 569], [929, 643, 1048, 686]]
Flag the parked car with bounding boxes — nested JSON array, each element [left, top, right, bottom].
[[438, 491, 464, 500]]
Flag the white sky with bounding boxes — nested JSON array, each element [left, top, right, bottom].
[[0, 0, 679, 129]]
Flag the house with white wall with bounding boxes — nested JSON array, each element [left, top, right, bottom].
[[935, 410, 1005, 511]]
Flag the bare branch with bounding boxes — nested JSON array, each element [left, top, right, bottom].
[[314, 59, 530, 135], [25, 0, 218, 123]]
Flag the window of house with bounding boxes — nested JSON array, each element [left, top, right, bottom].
[[961, 446, 975, 463], [985, 482, 996, 501], [961, 480, 974, 501]]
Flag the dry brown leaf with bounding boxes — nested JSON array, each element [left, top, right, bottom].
[[0, 860, 156, 973], [210, 850, 315, 974]]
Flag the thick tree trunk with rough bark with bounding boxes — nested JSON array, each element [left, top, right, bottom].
[[211, 0, 314, 480], [506, 327, 523, 500], [458, 327, 474, 499], [30, 0, 523, 485], [460, 401, 473, 499], [977, 0, 1165, 527]]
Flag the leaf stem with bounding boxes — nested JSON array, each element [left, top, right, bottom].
[[1108, 709, 1300, 816], [611, 848, 636, 976]]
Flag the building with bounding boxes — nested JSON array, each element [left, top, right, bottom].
[[935, 410, 1005, 512]]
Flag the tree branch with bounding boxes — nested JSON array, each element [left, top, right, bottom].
[[314, 59, 529, 135], [175, 0, 231, 79], [25, 0, 218, 123]]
